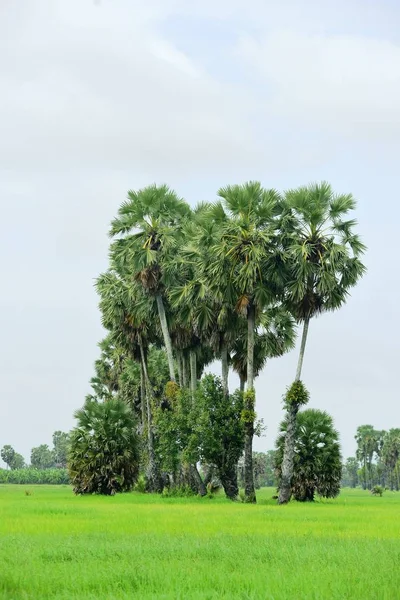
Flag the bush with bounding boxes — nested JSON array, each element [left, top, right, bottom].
[[0, 468, 69, 484], [161, 485, 196, 498], [68, 398, 140, 495], [371, 485, 384, 497]]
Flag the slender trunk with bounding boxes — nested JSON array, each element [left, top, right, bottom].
[[139, 341, 162, 493], [295, 317, 310, 382], [155, 293, 176, 382], [221, 343, 229, 397], [219, 465, 239, 501], [278, 317, 311, 504], [182, 352, 189, 388], [190, 464, 206, 496], [247, 304, 255, 390], [176, 351, 183, 387], [190, 349, 197, 398], [140, 363, 146, 431], [244, 303, 256, 503], [278, 403, 299, 504], [239, 374, 246, 393]]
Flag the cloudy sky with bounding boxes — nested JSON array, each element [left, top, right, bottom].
[[1, 0, 399, 465]]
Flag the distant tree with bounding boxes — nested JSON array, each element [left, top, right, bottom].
[[382, 429, 400, 491], [68, 398, 140, 495], [355, 425, 381, 489], [30, 445, 55, 470], [276, 409, 342, 502], [342, 457, 359, 488], [1, 445, 16, 470], [52, 431, 70, 468], [11, 453, 26, 470]]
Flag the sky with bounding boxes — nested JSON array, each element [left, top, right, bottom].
[[1, 0, 400, 465]]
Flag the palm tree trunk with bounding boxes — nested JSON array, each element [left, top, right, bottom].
[[139, 341, 162, 493], [244, 303, 256, 503], [155, 293, 176, 382], [140, 363, 146, 431], [278, 317, 310, 505], [221, 342, 229, 396], [295, 317, 310, 382], [182, 352, 189, 388], [190, 349, 197, 397], [176, 351, 183, 387], [278, 403, 299, 504], [239, 374, 246, 393], [247, 304, 255, 390]]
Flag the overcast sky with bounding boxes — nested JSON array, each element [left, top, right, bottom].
[[1, 0, 399, 465]]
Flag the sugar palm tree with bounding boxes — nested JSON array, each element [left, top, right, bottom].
[[68, 398, 140, 495], [168, 202, 238, 396], [109, 184, 191, 382], [208, 182, 283, 502], [278, 182, 366, 504], [382, 429, 400, 491], [96, 270, 163, 491], [276, 408, 342, 502]]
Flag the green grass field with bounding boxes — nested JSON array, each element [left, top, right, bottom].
[[0, 486, 399, 599]]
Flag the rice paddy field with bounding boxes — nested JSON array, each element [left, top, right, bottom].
[[0, 486, 399, 600]]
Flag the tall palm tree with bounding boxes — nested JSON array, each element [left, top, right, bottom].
[[109, 184, 191, 382], [382, 429, 400, 491], [95, 270, 163, 492], [208, 182, 283, 502], [278, 182, 366, 504]]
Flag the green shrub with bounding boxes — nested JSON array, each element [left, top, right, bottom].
[[371, 485, 384, 497], [68, 398, 140, 495], [133, 474, 147, 493], [161, 485, 196, 498]]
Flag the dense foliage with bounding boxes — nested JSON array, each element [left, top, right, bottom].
[[68, 399, 140, 495], [276, 409, 342, 501]]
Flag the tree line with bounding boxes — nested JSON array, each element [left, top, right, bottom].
[[1, 431, 69, 470], [342, 425, 400, 491]]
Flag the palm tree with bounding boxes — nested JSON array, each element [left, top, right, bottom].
[[278, 182, 366, 504], [96, 270, 163, 492], [109, 184, 191, 382], [276, 408, 342, 502], [355, 425, 381, 490], [382, 429, 400, 491], [208, 182, 283, 502], [68, 398, 140, 495]]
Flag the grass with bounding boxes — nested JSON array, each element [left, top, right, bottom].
[[0, 486, 399, 599]]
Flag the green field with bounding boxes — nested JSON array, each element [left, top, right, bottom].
[[0, 486, 399, 599]]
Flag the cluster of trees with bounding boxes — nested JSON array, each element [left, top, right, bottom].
[[342, 425, 400, 490], [68, 180, 365, 502], [0, 431, 69, 471]]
